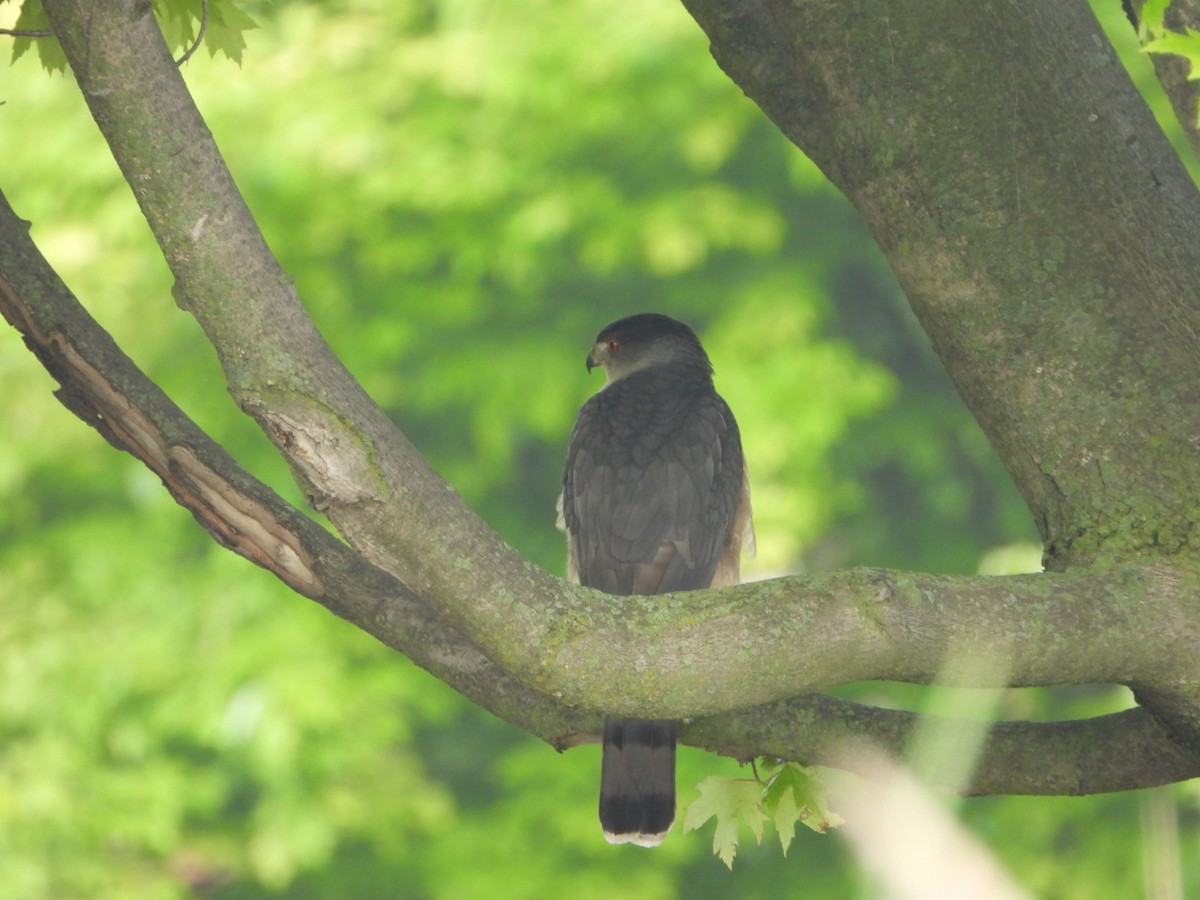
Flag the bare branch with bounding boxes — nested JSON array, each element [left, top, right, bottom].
[[40, 0, 544, 657], [0, 189, 590, 747], [685, 698, 1200, 795]]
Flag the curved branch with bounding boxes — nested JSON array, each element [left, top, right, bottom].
[[0, 190, 589, 746], [41, 0, 539, 654], [686, 697, 1200, 795], [174, 0, 208, 67], [7, 183, 1200, 792]]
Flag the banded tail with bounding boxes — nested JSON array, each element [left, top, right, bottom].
[[598, 719, 676, 846]]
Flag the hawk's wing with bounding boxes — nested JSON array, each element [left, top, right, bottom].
[[558, 371, 753, 595]]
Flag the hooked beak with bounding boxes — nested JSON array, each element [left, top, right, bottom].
[[586, 341, 606, 372]]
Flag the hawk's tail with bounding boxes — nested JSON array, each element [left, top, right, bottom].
[[598, 718, 676, 847]]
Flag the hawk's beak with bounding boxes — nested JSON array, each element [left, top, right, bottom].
[[586, 342, 605, 372]]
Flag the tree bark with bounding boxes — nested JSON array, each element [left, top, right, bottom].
[[680, 0, 1200, 571], [0, 192, 589, 745], [3, 0, 1196, 793], [676, 0, 1200, 751]]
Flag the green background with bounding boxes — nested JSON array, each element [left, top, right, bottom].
[[0, 0, 1194, 896]]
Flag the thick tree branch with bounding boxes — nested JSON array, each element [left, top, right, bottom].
[[8, 191, 1200, 792], [41, 0, 543, 650], [686, 699, 1200, 795], [681, 0, 1200, 570], [531, 565, 1200, 719], [0, 190, 589, 746], [12, 191, 1196, 794]]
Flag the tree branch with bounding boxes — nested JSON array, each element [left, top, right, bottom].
[[680, 0, 1200, 570], [0, 189, 591, 747], [5, 202, 1195, 792], [41, 0, 539, 646], [685, 698, 1200, 795]]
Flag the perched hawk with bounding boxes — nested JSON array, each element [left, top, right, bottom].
[[558, 313, 754, 847]]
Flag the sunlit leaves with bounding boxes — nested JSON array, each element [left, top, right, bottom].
[[684, 775, 766, 868], [1143, 25, 1200, 125], [683, 762, 842, 869], [761, 760, 844, 850], [1138, 0, 1200, 124], [6, 0, 64, 71], [1144, 27, 1200, 83], [5, 0, 258, 69], [152, 0, 261, 64], [1139, 0, 1174, 38]]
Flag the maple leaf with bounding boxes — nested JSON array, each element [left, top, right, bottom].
[[682, 775, 766, 869]]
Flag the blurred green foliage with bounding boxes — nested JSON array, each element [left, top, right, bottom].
[[1, 0, 1196, 896]]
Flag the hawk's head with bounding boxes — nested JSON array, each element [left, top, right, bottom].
[[586, 313, 713, 383]]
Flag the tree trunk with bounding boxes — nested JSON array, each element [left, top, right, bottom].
[[681, 0, 1200, 569]]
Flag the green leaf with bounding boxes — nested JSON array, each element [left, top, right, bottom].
[[1143, 27, 1200, 81], [1140, 0, 1171, 39], [8, 0, 258, 70], [770, 779, 800, 856], [148, 0, 258, 63], [682, 776, 766, 869], [761, 762, 845, 855], [8, 0, 66, 73], [684, 763, 844, 867], [203, 0, 259, 64]]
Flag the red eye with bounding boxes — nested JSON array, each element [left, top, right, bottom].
[[606, 339, 620, 354]]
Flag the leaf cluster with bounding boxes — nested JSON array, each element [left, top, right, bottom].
[[683, 762, 843, 868], [1140, 0, 1200, 126], [4, 0, 258, 70]]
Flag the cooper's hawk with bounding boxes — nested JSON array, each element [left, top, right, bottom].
[[558, 313, 754, 847]]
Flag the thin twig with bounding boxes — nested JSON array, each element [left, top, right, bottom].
[[174, 0, 208, 67], [0, 28, 54, 37]]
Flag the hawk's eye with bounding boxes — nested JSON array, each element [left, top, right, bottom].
[[606, 339, 620, 355]]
